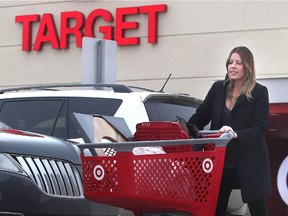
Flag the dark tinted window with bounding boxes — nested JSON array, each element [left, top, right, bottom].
[[0, 97, 123, 140], [144, 98, 199, 122], [68, 97, 122, 116], [0, 99, 66, 137], [0, 121, 11, 130]]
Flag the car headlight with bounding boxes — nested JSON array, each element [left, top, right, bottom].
[[0, 153, 26, 175]]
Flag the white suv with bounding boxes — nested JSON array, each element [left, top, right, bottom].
[[0, 84, 201, 141]]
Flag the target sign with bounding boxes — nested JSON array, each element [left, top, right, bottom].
[[277, 156, 288, 205], [93, 165, 105, 181], [202, 158, 213, 173]]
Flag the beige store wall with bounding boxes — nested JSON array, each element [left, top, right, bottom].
[[0, 1, 288, 99]]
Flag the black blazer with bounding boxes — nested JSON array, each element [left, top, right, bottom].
[[188, 80, 272, 202]]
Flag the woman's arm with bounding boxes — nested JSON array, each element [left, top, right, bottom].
[[188, 81, 220, 129]]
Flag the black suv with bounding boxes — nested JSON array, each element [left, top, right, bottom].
[[0, 121, 123, 216]]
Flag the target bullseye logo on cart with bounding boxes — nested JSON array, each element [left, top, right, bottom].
[[277, 156, 288, 205], [202, 158, 213, 173], [93, 165, 105, 181]]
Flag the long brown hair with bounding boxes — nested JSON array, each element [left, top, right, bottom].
[[225, 46, 256, 100]]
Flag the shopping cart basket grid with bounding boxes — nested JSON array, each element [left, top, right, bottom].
[[79, 128, 233, 216]]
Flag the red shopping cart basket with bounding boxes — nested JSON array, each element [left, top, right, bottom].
[[79, 131, 232, 216], [134, 121, 223, 152], [134, 121, 192, 153]]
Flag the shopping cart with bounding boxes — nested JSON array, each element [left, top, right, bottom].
[[79, 122, 233, 216]]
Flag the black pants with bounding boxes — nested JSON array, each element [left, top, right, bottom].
[[215, 168, 269, 216]]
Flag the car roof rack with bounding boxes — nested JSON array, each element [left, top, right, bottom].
[[0, 84, 133, 94], [127, 86, 157, 92]]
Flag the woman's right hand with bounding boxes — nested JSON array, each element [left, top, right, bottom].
[[219, 125, 237, 138]]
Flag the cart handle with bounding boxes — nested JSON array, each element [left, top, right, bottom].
[[77, 131, 233, 154]]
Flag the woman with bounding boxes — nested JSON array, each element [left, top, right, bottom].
[[188, 46, 271, 215]]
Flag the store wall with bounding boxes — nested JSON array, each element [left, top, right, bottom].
[[1, 1, 288, 99]]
